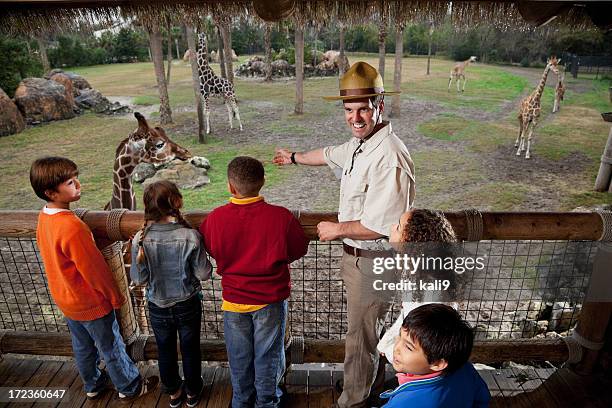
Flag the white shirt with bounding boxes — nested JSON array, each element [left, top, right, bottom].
[[323, 122, 416, 250]]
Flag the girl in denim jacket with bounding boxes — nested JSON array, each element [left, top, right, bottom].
[[130, 180, 212, 408]]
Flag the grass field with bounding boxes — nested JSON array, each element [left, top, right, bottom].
[[1, 54, 611, 212]]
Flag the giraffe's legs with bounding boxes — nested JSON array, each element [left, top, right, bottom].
[[552, 98, 559, 113], [456, 75, 461, 92], [517, 120, 528, 156], [515, 117, 523, 148], [202, 96, 211, 134], [448, 74, 453, 92], [232, 99, 243, 131], [525, 117, 538, 159], [462, 75, 467, 92], [225, 100, 234, 129]]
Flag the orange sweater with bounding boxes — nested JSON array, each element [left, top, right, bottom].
[[36, 211, 125, 321]]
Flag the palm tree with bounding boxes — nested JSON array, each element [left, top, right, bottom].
[[185, 24, 205, 143], [264, 23, 273, 81], [294, 25, 304, 115], [391, 23, 404, 117], [378, 20, 387, 80], [147, 25, 172, 124]]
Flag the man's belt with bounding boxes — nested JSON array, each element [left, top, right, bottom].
[[343, 243, 393, 259]]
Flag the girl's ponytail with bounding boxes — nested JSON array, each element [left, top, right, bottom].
[[136, 221, 151, 264]]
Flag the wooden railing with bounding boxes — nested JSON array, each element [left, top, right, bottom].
[[0, 210, 610, 374]]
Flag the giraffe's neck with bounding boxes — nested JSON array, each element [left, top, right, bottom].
[[532, 66, 551, 102], [109, 141, 139, 210], [197, 43, 215, 79]]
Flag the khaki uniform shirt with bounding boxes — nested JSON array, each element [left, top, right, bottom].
[[323, 122, 416, 250]]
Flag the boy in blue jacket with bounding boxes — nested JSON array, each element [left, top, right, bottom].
[[381, 304, 490, 408]]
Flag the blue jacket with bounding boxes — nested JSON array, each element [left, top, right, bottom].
[[381, 363, 490, 408], [130, 222, 212, 307]]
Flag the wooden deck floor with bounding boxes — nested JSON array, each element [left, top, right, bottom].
[[0, 357, 610, 407]]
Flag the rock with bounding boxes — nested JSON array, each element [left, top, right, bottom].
[[190, 156, 211, 169], [536, 320, 549, 334], [14, 78, 76, 124], [132, 162, 157, 183], [473, 363, 496, 370], [0, 88, 25, 136], [549, 302, 581, 332], [143, 160, 210, 190], [514, 319, 539, 338], [75, 88, 131, 115], [49, 73, 77, 110], [45, 69, 92, 94], [503, 361, 534, 370], [474, 323, 489, 341]]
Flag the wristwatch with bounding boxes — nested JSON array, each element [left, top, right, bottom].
[[291, 152, 297, 165]]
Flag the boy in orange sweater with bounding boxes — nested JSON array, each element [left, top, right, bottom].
[[30, 157, 158, 403]]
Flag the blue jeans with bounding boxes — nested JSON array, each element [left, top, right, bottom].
[[224, 300, 287, 408], [148, 295, 203, 395], [65, 310, 141, 396]]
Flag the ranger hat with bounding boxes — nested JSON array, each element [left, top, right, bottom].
[[323, 61, 400, 101]]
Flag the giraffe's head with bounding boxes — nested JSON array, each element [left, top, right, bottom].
[[547, 56, 560, 75], [469, 56, 477, 63], [129, 112, 192, 165]]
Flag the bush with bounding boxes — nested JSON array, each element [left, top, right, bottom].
[[0, 36, 43, 97]]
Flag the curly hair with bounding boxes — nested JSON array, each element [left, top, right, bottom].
[[401, 209, 457, 243]]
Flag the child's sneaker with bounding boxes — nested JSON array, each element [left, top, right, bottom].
[[169, 387, 185, 408], [117, 375, 159, 404], [86, 370, 111, 400], [185, 377, 204, 408]]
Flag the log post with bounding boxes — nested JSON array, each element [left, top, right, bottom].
[[572, 242, 612, 375], [594, 124, 612, 192], [390, 23, 404, 118]]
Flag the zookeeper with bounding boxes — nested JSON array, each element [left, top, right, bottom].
[[273, 61, 415, 408]]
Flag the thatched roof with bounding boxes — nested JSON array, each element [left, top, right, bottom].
[[1, 1, 611, 36]]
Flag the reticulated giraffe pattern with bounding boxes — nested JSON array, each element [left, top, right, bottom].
[[105, 112, 191, 210], [515, 56, 560, 159], [448, 56, 477, 92], [196, 33, 243, 134]]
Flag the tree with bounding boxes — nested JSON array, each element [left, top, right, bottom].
[[217, 27, 227, 79], [378, 21, 387, 79], [391, 23, 404, 118], [36, 36, 50, 72], [147, 25, 172, 124], [339, 25, 347, 75], [220, 23, 234, 84], [294, 26, 304, 115], [264, 24, 273, 81], [185, 25, 205, 143], [166, 19, 173, 85], [0, 35, 43, 97]]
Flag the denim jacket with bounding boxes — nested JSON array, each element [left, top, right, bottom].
[[130, 222, 212, 308]]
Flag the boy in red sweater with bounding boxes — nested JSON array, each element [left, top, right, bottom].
[[200, 156, 309, 408], [30, 157, 158, 403]]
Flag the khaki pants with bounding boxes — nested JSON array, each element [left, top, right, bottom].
[[337, 253, 395, 408]]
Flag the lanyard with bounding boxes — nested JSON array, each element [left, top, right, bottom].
[[345, 139, 365, 176]]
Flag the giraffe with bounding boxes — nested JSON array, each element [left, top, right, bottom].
[[105, 111, 192, 210], [553, 67, 566, 113], [196, 33, 243, 134], [515, 56, 560, 159], [106, 112, 191, 335], [448, 56, 477, 92]]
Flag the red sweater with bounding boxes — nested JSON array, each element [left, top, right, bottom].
[[36, 211, 125, 321], [200, 198, 309, 305]]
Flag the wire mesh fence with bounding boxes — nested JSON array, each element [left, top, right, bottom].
[[0, 237, 596, 342]]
